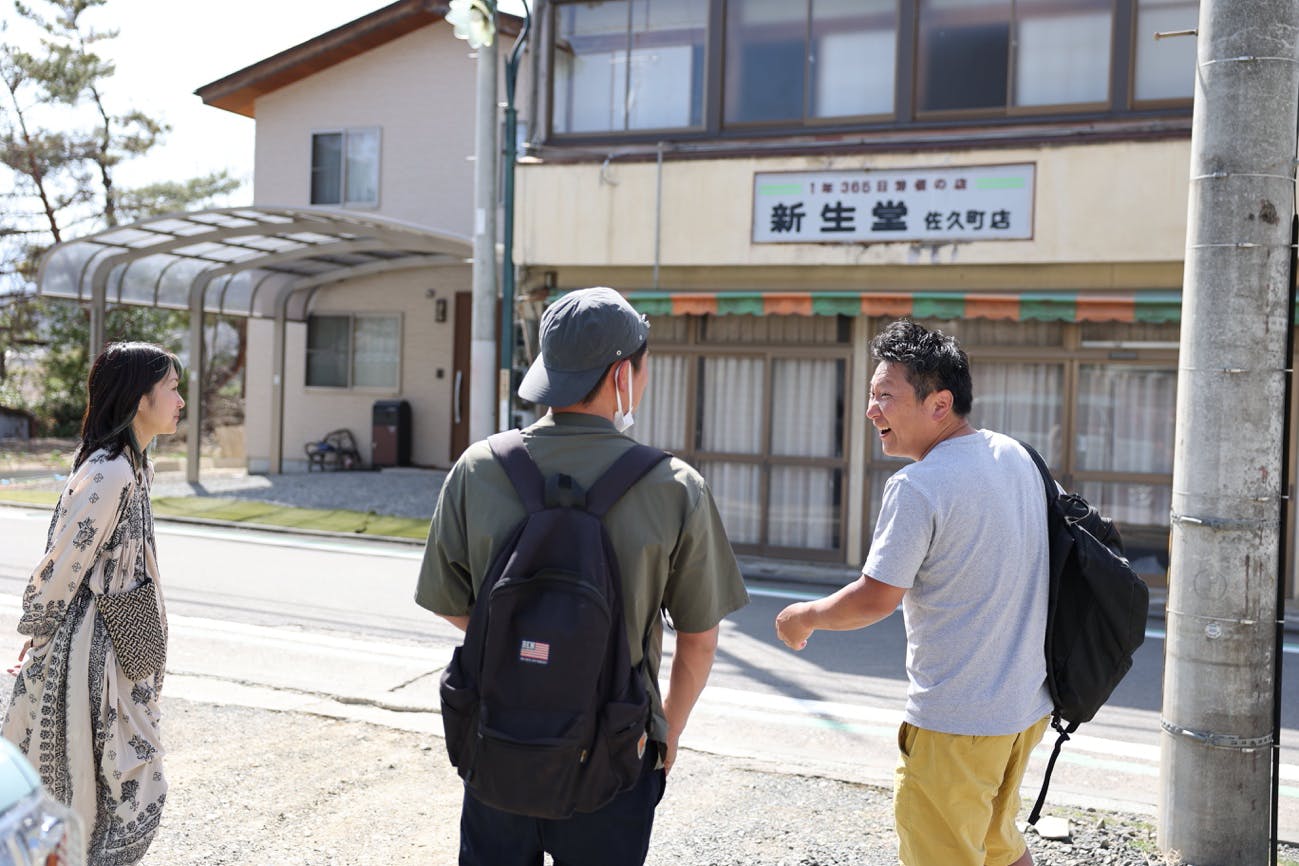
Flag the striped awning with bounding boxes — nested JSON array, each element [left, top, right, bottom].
[[617, 290, 1182, 323]]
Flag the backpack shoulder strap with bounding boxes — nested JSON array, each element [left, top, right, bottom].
[[585, 445, 671, 518], [487, 429, 545, 513], [1015, 438, 1058, 508]]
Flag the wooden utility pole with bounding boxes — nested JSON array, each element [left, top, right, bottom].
[[1160, 0, 1299, 862]]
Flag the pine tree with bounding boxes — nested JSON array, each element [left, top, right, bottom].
[[0, 0, 240, 434]]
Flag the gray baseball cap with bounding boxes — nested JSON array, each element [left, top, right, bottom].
[[518, 287, 649, 408]]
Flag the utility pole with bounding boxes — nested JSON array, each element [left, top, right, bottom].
[[468, 13, 499, 442], [1160, 0, 1299, 862], [498, 2, 531, 433]]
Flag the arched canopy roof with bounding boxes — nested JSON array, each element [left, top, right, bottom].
[[37, 206, 471, 321]]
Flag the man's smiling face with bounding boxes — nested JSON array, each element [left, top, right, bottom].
[[866, 360, 945, 462]]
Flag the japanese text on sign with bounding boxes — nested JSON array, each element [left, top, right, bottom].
[[752, 164, 1035, 244]]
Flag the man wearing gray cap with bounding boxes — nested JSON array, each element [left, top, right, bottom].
[[416, 286, 748, 866]]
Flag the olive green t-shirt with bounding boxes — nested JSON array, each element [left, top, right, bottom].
[[415, 412, 748, 742]]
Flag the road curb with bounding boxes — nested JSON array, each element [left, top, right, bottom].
[[0, 500, 427, 547]]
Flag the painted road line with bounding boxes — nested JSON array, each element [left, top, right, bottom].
[[745, 586, 825, 602], [0, 595, 447, 665]]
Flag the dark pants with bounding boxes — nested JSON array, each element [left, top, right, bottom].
[[458, 750, 666, 866]]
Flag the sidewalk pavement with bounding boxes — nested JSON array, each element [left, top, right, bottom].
[[5, 462, 1299, 634]]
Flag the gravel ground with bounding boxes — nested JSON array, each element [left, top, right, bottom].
[[150, 468, 448, 520], [100, 696, 1287, 866], [0, 656, 1288, 863]]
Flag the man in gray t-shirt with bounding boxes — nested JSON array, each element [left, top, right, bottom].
[[775, 320, 1051, 866]]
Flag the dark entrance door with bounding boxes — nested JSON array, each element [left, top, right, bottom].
[[450, 291, 472, 460]]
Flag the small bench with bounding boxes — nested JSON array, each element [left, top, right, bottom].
[[305, 429, 363, 472]]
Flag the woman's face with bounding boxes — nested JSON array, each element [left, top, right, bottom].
[[133, 366, 184, 443]]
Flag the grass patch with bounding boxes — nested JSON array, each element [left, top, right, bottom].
[[150, 496, 430, 540], [0, 490, 59, 507]]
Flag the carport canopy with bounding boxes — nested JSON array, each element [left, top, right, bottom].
[[37, 205, 472, 482]]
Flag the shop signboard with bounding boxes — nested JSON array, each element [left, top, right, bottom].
[[752, 163, 1035, 244]]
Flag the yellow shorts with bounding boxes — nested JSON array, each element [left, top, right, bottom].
[[894, 716, 1050, 866]]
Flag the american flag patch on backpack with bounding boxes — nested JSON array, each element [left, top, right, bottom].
[[519, 640, 550, 664]]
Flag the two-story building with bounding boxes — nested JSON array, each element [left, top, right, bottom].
[[511, 0, 1204, 586]]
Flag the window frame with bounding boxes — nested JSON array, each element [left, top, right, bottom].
[[308, 127, 382, 208], [911, 0, 1118, 122], [1126, 0, 1201, 109], [549, 0, 711, 136], [543, 0, 1193, 146], [304, 312, 403, 392], [719, 0, 903, 131], [640, 314, 855, 561]]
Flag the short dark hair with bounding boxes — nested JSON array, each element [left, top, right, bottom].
[[577, 341, 648, 406], [870, 320, 972, 416], [74, 341, 183, 471]]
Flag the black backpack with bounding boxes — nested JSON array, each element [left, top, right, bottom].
[[439, 429, 668, 819], [1018, 441, 1150, 825]]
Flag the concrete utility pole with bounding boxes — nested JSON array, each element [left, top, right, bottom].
[[469, 29, 499, 442], [1160, 0, 1299, 862]]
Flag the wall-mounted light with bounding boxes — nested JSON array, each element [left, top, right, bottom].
[[543, 270, 557, 292], [435, 298, 448, 323]]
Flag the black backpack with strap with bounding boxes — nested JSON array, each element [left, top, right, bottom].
[[1018, 441, 1150, 825], [439, 429, 669, 819]]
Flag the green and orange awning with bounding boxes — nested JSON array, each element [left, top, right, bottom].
[[611, 290, 1183, 323]]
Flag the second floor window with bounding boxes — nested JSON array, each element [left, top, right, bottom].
[[724, 0, 898, 125], [553, 0, 707, 133], [548, 0, 1199, 139], [1133, 0, 1197, 101], [917, 0, 1112, 113], [310, 129, 380, 206]]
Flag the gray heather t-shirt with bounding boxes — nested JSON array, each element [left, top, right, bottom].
[[864, 429, 1052, 736]]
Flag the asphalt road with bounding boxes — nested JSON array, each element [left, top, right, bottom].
[[1, 506, 1297, 841]]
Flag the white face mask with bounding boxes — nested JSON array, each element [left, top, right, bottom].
[[614, 363, 635, 433]]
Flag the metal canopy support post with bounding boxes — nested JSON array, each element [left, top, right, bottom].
[[269, 303, 289, 475], [186, 287, 206, 484], [88, 261, 110, 361], [88, 298, 105, 362]]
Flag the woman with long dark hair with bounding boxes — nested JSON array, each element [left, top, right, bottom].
[[4, 341, 183, 865]]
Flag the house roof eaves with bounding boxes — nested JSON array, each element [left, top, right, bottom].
[[196, 1, 526, 118]]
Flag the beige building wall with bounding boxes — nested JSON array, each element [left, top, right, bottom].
[[515, 139, 1191, 283], [251, 26, 479, 237], [246, 266, 466, 472]]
